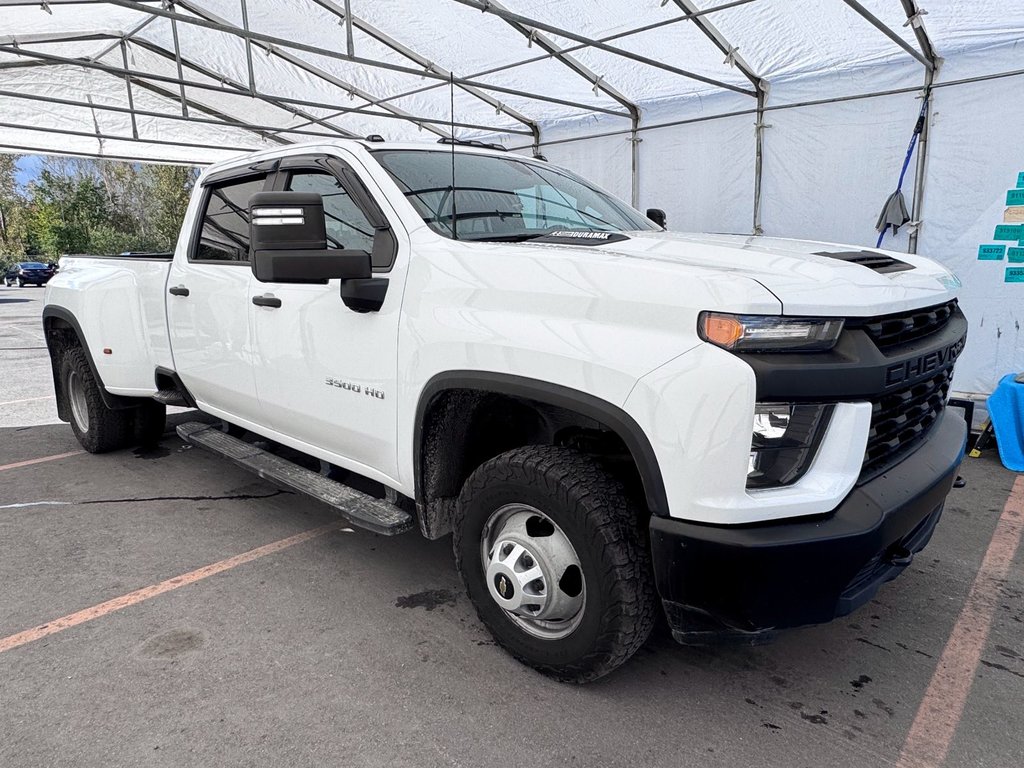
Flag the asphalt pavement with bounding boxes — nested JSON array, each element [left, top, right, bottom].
[[1, 285, 1022, 767]]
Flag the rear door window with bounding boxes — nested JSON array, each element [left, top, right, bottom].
[[192, 175, 269, 262]]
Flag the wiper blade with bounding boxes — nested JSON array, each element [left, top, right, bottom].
[[461, 233, 549, 243]]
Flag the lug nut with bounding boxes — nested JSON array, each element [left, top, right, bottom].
[[501, 543, 513, 557], [522, 554, 534, 568]]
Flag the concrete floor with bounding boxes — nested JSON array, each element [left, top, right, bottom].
[[1, 285, 1022, 767]]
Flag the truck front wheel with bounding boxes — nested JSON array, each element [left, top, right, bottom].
[[61, 347, 132, 453], [454, 446, 656, 683]]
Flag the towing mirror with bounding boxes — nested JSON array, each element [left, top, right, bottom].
[[646, 208, 667, 229], [248, 191, 371, 283]]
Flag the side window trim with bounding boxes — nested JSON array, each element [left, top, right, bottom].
[[188, 172, 272, 265], [273, 154, 397, 272]]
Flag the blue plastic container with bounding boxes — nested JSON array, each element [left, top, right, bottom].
[[986, 373, 1024, 472]]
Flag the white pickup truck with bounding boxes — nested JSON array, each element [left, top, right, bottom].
[[43, 138, 968, 682]]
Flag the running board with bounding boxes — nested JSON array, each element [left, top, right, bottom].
[[176, 421, 414, 536], [153, 389, 190, 407]]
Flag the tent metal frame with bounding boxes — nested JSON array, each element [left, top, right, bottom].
[[0, 0, 943, 232]]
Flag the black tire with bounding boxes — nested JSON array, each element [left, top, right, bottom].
[[60, 346, 133, 453], [132, 400, 167, 447], [454, 445, 656, 683], [17, 278, 25, 287]]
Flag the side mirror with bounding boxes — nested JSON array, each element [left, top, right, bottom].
[[249, 191, 371, 283], [646, 208, 667, 229]]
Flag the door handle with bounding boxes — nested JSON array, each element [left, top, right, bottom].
[[252, 294, 282, 308], [169, 285, 190, 297]]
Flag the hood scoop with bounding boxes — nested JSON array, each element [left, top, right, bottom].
[[815, 249, 914, 274]]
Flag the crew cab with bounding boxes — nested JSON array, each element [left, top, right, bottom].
[[42, 139, 968, 682]]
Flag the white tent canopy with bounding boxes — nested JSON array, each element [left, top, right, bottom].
[[2, 0, 1023, 395]]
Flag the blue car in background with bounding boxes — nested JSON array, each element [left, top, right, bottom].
[[3, 261, 56, 287]]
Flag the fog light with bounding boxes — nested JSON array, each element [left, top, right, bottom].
[[747, 403, 834, 489]]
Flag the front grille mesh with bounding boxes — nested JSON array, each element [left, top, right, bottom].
[[862, 366, 953, 478], [851, 300, 958, 350]]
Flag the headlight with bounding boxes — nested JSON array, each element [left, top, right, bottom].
[[699, 312, 844, 352], [747, 403, 833, 489]]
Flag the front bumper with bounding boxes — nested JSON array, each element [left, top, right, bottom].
[[650, 407, 967, 643]]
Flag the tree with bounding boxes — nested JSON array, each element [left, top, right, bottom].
[[142, 164, 199, 251], [0, 155, 30, 266], [27, 168, 112, 257], [9, 155, 199, 258]]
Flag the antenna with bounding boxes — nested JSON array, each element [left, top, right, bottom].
[[449, 72, 458, 240]]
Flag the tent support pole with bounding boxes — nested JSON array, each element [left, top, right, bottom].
[[841, 0, 933, 70], [174, 0, 448, 139], [506, 64, 1024, 152], [0, 117, 262, 154], [239, 0, 256, 95], [308, 0, 539, 142], [342, 0, 354, 57], [103, 0, 624, 123], [901, 0, 939, 254], [671, 1, 766, 234], [317, 0, 760, 122], [630, 116, 640, 208], [753, 88, 766, 235], [451, 0, 755, 96], [908, 69, 932, 254], [119, 40, 139, 140], [133, 40, 360, 139], [169, 14, 189, 118], [0, 42, 529, 136], [0, 87, 352, 144]]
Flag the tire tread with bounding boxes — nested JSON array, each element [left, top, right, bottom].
[[454, 445, 657, 683]]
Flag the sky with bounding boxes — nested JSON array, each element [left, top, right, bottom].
[[14, 156, 43, 188]]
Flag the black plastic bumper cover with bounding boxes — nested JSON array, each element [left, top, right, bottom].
[[651, 408, 967, 643]]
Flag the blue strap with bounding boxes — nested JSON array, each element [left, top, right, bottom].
[[877, 96, 929, 248]]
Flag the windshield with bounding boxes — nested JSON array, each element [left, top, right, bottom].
[[372, 149, 657, 242], [21, 262, 47, 269]]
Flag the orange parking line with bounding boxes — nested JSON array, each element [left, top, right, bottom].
[[0, 521, 344, 655], [0, 450, 84, 472], [896, 475, 1024, 768]]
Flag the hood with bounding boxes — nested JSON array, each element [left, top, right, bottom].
[[523, 231, 961, 317]]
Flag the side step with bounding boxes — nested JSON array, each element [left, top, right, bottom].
[[153, 389, 190, 407], [176, 421, 414, 536]]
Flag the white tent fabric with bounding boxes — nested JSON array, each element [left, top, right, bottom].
[[1, 0, 1022, 395]]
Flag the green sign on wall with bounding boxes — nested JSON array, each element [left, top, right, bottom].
[[978, 244, 1006, 260], [1018, 171, 1024, 188], [995, 224, 1022, 240], [1008, 189, 1024, 206], [1009, 247, 1024, 263], [1006, 267, 1024, 283]]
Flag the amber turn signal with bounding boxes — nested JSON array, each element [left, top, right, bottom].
[[700, 314, 745, 349]]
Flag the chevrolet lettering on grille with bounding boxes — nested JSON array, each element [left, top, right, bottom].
[[884, 335, 966, 388]]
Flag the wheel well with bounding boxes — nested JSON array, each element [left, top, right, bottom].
[[43, 316, 80, 422], [42, 311, 139, 414], [415, 384, 659, 539]]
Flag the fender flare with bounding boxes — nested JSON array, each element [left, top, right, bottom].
[[413, 370, 670, 517], [42, 305, 138, 411]]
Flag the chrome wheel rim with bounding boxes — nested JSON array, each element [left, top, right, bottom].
[[480, 504, 586, 640], [66, 369, 90, 433]]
